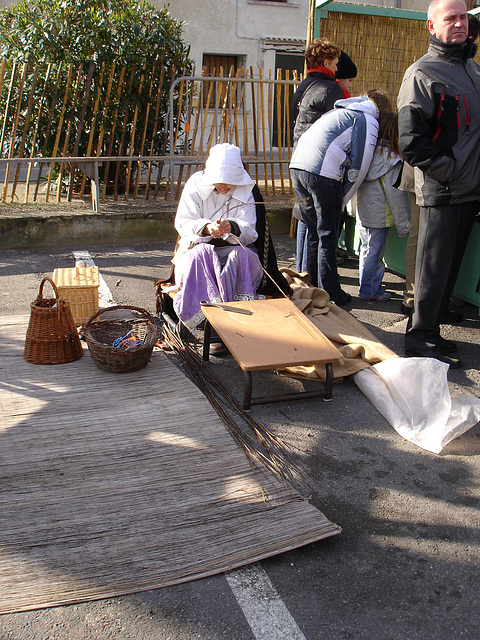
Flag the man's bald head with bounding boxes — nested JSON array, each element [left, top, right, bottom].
[[427, 0, 468, 44]]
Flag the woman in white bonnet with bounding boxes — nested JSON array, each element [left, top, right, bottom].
[[172, 143, 263, 331]]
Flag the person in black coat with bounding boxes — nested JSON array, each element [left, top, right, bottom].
[[292, 37, 343, 145]]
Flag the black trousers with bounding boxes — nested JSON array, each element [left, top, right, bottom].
[[405, 201, 478, 351]]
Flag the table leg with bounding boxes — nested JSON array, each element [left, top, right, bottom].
[[242, 370, 253, 411], [203, 321, 211, 361], [324, 362, 334, 401]]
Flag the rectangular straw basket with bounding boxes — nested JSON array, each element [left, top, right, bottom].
[[52, 265, 100, 326], [82, 305, 158, 373], [24, 277, 84, 365]]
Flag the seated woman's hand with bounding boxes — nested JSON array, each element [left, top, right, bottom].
[[206, 220, 232, 238]]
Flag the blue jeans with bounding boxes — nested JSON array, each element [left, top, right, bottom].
[[358, 225, 389, 299], [296, 219, 307, 272], [291, 169, 346, 303]]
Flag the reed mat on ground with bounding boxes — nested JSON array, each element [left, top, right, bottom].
[[0, 314, 340, 614]]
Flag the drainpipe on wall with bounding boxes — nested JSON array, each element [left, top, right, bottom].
[[306, 0, 315, 75], [235, 0, 264, 68], [307, 0, 315, 50]]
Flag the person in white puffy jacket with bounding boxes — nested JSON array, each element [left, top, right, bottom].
[[290, 90, 391, 306], [355, 112, 411, 301]]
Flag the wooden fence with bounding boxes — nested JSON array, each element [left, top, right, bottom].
[[166, 70, 300, 200], [0, 61, 300, 208]]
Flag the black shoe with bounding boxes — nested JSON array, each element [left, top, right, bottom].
[[400, 302, 412, 316], [437, 336, 458, 354], [439, 309, 464, 324], [334, 293, 352, 306], [405, 347, 462, 369], [336, 248, 349, 265]]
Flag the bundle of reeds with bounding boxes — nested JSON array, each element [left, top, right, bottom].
[[161, 322, 327, 501]]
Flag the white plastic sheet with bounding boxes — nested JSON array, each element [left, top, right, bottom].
[[353, 357, 480, 454]]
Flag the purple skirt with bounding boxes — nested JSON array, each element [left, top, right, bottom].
[[173, 243, 264, 331]]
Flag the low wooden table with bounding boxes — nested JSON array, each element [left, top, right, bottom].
[[201, 298, 343, 410]]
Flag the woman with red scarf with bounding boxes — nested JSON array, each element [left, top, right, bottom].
[[292, 37, 343, 145], [292, 39, 358, 277]]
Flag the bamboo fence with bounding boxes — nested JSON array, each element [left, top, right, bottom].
[[320, 12, 434, 100], [0, 10, 464, 208], [0, 61, 300, 206]]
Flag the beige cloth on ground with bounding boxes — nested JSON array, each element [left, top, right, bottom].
[[280, 269, 398, 381]]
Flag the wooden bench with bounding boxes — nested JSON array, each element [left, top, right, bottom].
[[201, 297, 342, 410]]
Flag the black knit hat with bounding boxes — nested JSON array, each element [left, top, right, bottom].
[[335, 51, 357, 79]]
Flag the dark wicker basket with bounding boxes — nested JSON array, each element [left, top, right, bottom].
[[83, 305, 158, 373], [24, 277, 83, 365]]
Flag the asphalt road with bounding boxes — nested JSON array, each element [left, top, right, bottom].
[[1, 237, 479, 640]]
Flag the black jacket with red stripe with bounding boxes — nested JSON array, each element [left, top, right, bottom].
[[397, 35, 480, 206]]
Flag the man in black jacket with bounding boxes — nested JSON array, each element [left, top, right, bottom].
[[397, 0, 480, 369]]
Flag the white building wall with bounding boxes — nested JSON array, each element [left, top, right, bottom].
[[400, 0, 429, 9], [340, 0, 430, 8], [157, 0, 309, 73]]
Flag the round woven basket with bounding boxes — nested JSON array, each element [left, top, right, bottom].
[[83, 305, 158, 373]]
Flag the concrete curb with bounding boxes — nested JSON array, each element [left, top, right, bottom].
[[0, 203, 293, 250]]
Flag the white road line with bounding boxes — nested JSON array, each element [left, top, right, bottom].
[[73, 250, 115, 308], [73, 251, 302, 639], [226, 564, 307, 640]]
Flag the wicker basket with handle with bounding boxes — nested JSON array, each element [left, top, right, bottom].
[[83, 305, 157, 373], [24, 277, 83, 365]]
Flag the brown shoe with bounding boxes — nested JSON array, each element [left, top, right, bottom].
[[210, 340, 227, 356]]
